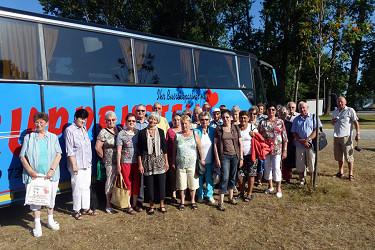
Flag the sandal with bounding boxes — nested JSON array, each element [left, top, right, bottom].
[[244, 194, 254, 202], [159, 207, 167, 214], [134, 206, 143, 213], [335, 172, 344, 178], [191, 203, 198, 210], [106, 207, 115, 214], [228, 198, 238, 205], [125, 207, 137, 215], [74, 211, 83, 220], [178, 204, 185, 211], [81, 209, 97, 216], [349, 175, 355, 181], [147, 207, 154, 216]]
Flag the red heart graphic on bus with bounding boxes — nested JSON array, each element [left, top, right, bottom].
[[206, 89, 219, 108], [43, 188, 49, 194]]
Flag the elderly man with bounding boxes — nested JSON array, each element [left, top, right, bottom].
[[286, 102, 299, 123], [202, 102, 211, 113], [291, 102, 322, 185], [210, 108, 223, 128], [135, 104, 148, 130], [331, 96, 360, 181], [153, 102, 170, 137]]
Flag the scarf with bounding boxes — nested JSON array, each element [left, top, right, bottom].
[[147, 126, 161, 156]]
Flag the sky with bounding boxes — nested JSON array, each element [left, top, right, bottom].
[[0, 0, 264, 28]]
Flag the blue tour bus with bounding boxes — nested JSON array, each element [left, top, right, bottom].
[[0, 7, 277, 206]]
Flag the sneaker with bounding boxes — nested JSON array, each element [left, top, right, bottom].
[[208, 197, 215, 204], [264, 188, 274, 194], [299, 178, 305, 186], [47, 220, 60, 231], [197, 197, 204, 203], [218, 202, 226, 211], [276, 192, 283, 198], [33, 227, 42, 237]]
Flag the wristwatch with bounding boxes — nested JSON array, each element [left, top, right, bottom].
[[50, 168, 55, 172]]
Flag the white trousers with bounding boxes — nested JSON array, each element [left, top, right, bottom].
[[70, 168, 91, 211], [264, 154, 281, 182], [29, 180, 59, 211]]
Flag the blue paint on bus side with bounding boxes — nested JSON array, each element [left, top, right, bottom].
[[0, 85, 251, 206]]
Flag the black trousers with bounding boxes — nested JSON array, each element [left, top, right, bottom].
[[144, 173, 166, 202]]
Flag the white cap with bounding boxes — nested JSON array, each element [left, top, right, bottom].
[[212, 108, 220, 113]]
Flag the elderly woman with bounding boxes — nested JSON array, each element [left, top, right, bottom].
[[166, 113, 182, 202], [20, 112, 62, 237], [138, 112, 169, 215], [258, 104, 288, 198], [231, 105, 241, 126], [172, 115, 204, 211], [95, 111, 121, 214], [191, 106, 202, 129], [65, 109, 94, 220], [238, 109, 258, 201], [214, 109, 243, 211], [194, 112, 215, 204], [116, 113, 141, 215]]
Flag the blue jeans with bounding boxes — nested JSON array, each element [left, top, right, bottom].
[[197, 163, 214, 199], [219, 155, 238, 194], [257, 159, 264, 174]]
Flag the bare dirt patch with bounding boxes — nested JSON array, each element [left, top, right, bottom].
[[1, 139, 374, 249]]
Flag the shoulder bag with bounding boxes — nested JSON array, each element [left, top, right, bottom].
[[312, 114, 328, 151], [111, 173, 130, 208]]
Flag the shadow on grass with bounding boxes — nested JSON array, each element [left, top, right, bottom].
[[361, 147, 375, 152]]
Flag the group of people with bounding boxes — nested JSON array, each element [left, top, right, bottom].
[[20, 96, 360, 237]]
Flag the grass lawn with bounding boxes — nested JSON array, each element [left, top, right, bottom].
[[320, 114, 375, 129], [0, 138, 374, 249]]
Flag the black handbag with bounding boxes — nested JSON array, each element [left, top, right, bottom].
[[312, 114, 327, 151], [193, 131, 206, 176]]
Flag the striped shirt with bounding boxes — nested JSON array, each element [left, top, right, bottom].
[[65, 123, 92, 170], [20, 131, 62, 184]]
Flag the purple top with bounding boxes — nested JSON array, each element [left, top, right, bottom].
[[166, 128, 177, 159], [65, 123, 92, 170]]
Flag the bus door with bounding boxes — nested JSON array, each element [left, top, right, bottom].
[[43, 85, 95, 192], [0, 83, 42, 206]]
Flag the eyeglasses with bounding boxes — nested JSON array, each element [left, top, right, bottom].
[[35, 121, 46, 125], [127, 120, 136, 123], [200, 118, 210, 121], [107, 119, 116, 122], [268, 108, 276, 111], [154, 107, 162, 110], [223, 116, 231, 119], [249, 113, 257, 116], [137, 110, 146, 112]]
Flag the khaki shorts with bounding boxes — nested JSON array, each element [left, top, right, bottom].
[[334, 136, 354, 163], [296, 147, 315, 173], [177, 167, 199, 190]]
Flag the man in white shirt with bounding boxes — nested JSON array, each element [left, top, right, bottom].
[[286, 101, 299, 123], [331, 96, 360, 181]]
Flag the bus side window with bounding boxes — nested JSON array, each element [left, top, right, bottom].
[[134, 40, 194, 87], [44, 25, 134, 84], [237, 56, 253, 89], [0, 17, 42, 80], [194, 50, 238, 89]]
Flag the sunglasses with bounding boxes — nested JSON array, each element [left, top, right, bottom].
[[137, 110, 146, 112], [268, 108, 276, 111], [127, 120, 136, 123], [200, 118, 210, 121]]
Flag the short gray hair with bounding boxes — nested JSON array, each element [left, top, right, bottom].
[[147, 111, 160, 124], [298, 101, 307, 109], [231, 105, 241, 113], [199, 111, 211, 120], [193, 106, 202, 112], [105, 111, 117, 120]]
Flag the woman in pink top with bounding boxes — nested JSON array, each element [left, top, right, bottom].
[[165, 113, 182, 202]]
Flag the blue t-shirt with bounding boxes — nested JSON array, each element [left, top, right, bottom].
[[37, 138, 48, 175]]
